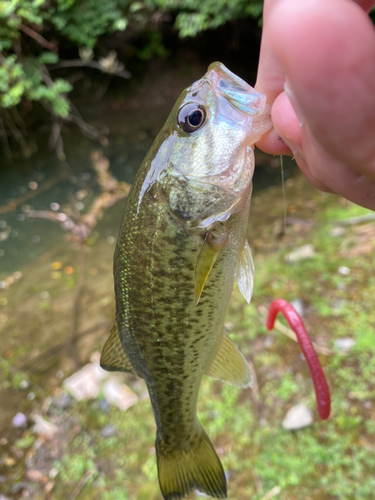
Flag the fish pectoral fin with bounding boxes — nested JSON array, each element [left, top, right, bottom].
[[156, 422, 227, 500], [100, 324, 139, 376], [205, 334, 252, 388], [235, 238, 254, 304], [194, 232, 227, 306]]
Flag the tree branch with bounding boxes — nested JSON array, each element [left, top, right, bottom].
[[19, 24, 57, 52], [49, 59, 131, 78]]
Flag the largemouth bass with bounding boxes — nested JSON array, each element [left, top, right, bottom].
[[100, 62, 272, 500]]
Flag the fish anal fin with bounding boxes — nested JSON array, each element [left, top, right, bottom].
[[100, 324, 139, 376], [235, 238, 254, 304], [194, 231, 228, 306], [206, 334, 252, 388], [156, 423, 227, 500]]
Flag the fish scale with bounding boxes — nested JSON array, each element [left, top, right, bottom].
[[117, 189, 241, 442], [100, 62, 272, 500]]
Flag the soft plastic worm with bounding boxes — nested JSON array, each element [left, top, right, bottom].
[[266, 299, 331, 420]]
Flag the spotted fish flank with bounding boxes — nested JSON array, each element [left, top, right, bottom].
[[100, 62, 272, 500]]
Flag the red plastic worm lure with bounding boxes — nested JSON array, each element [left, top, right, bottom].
[[266, 299, 331, 420]]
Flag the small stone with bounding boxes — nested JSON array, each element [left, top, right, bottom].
[[49, 468, 58, 479], [100, 424, 117, 438], [75, 202, 85, 211], [44, 481, 55, 495], [329, 226, 345, 237], [285, 244, 315, 263], [264, 336, 273, 348], [52, 392, 72, 410], [290, 298, 304, 317], [282, 403, 313, 430], [338, 266, 350, 275], [32, 415, 58, 439], [102, 378, 138, 411], [334, 338, 355, 352], [63, 359, 107, 400], [100, 399, 110, 411], [4, 457, 16, 466], [12, 412, 27, 428], [26, 469, 47, 482]]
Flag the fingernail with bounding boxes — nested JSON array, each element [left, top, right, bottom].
[[284, 80, 305, 127]]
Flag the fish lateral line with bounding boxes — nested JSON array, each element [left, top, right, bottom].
[[266, 299, 331, 420]]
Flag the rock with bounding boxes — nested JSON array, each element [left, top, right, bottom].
[[329, 226, 345, 237], [63, 358, 107, 401], [338, 266, 350, 275], [282, 404, 313, 430], [12, 412, 27, 428], [100, 399, 110, 411], [26, 469, 48, 482], [290, 298, 304, 317], [4, 457, 16, 467], [100, 424, 117, 438], [334, 338, 355, 352], [31, 415, 58, 440], [102, 378, 138, 412], [52, 392, 72, 410], [285, 244, 315, 263]]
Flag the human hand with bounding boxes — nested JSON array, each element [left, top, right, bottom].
[[255, 0, 375, 210]]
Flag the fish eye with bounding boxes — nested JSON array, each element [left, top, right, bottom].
[[178, 103, 207, 133]]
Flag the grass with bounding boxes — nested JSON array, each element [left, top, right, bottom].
[[1, 173, 375, 500]]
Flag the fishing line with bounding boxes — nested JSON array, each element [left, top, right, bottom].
[[280, 155, 291, 300], [280, 155, 287, 236]]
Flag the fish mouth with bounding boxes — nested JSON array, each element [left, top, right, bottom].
[[205, 62, 267, 117]]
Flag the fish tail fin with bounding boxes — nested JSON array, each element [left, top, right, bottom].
[[155, 423, 227, 500]]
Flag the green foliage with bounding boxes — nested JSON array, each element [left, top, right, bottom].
[[0, 0, 265, 153], [50, 0, 130, 48], [158, 0, 264, 37], [0, 0, 129, 123]]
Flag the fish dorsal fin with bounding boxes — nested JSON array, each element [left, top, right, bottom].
[[205, 334, 252, 388], [194, 231, 227, 306], [100, 324, 139, 376], [235, 238, 254, 304]]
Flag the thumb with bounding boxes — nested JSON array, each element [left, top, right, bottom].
[[270, 0, 375, 175]]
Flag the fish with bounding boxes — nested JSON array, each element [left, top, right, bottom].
[[100, 62, 272, 500]]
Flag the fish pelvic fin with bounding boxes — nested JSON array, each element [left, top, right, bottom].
[[100, 324, 139, 376], [155, 423, 227, 500], [235, 238, 254, 304], [194, 230, 228, 306], [205, 333, 252, 388]]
